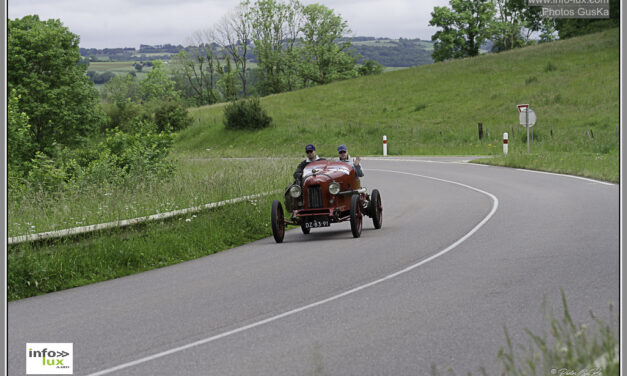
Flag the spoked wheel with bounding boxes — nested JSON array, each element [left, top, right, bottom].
[[350, 194, 362, 238], [301, 222, 311, 234], [370, 189, 383, 229], [271, 200, 285, 243]]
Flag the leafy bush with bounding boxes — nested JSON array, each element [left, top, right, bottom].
[[154, 101, 193, 132], [87, 71, 115, 84], [358, 59, 384, 76], [223, 97, 272, 130], [9, 124, 175, 195], [101, 100, 149, 132], [25, 152, 68, 191]]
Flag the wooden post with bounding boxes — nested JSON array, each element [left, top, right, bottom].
[[478, 123, 483, 140]]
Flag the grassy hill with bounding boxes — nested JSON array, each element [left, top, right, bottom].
[[176, 29, 619, 181]]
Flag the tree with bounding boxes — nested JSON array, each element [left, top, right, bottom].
[[8, 15, 104, 152], [215, 3, 253, 97], [139, 60, 181, 103], [298, 4, 357, 85], [429, 0, 495, 61], [358, 59, 384, 76], [248, 0, 303, 95], [8, 90, 35, 172], [554, 0, 619, 39], [102, 73, 141, 105], [171, 34, 219, 106], [218, 56, 239, 101], [490, 0, 554, 52]]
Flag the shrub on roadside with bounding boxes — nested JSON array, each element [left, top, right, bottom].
[[154, 101, 193, 132], [223, 97, 272, 130], [9, 122, 175, 197]]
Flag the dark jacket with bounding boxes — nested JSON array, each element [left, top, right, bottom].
[[293, 157, 325, 181]]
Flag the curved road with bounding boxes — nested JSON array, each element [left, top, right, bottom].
[[8, 157, 619, 375]]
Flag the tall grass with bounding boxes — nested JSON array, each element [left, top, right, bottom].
[[8, 157, 296, 300], [430, 290, 618, 376], [8, 158, 295, 237], [498, 290, 618, 376]]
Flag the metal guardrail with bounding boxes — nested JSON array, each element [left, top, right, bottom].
[[8, 190, 281, 245]]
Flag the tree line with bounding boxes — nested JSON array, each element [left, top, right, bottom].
[[429, 0, 620, 62], [168, 0, 382, 106]]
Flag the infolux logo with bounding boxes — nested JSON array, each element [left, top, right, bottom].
[[26, 343, 73, 374]]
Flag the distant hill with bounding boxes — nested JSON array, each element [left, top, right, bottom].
[[80, 37, 435, 68], [178, 28, 619, 162], [347, 37, 434, 67]]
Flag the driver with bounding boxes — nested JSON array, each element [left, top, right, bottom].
[[293, 144, 325, 182], [336, 144, 363, 177]]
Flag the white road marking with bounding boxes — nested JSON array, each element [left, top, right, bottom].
[[86, 169, 499, 376]]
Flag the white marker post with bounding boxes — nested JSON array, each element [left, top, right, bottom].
[[503, 133, 508, 155], [383, 135, 388, 156]]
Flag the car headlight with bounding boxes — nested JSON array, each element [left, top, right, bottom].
[[289, 185, 302, 198], [329, 182, 340, 195]]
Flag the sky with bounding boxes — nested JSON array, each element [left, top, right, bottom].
[[8, 0, 449, 49]]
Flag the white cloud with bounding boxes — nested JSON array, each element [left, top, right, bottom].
[[8, 0, 449, 48]]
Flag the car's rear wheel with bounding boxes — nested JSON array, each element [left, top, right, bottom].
[[271, 200, 285, 243], [301, 222, 310, 234], [350, 194, 362, 238], [370, 189, 383, 229]]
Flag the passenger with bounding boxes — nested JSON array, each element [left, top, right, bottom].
[[337, 144, 363, 177], [293, 144, 325, 182]]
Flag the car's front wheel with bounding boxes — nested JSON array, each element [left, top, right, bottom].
[[271, 200, 285, 243], [350, 194, 362, 238]]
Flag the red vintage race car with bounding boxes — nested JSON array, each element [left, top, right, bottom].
[[271, 160, 382, 243]]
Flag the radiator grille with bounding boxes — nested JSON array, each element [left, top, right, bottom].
[[307, 185, 323, 208]]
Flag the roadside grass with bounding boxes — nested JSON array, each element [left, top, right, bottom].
[[8, 158, 295, 237], [430, 290, 619, 376], [7, 196, 281, 301], [178, 29, 618, 182], [8, 156, 298, 300], [475, 150, 619, 183]]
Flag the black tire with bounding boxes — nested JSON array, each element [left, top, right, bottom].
[[271, 200, 285, 243], [301, 223, 311, 234], [350, 194, 362, 238], [370, 189, 383, 229]]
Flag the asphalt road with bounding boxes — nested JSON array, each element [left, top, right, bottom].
[[8, 157, 619, 375]]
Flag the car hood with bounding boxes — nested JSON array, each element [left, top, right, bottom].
[[303, 160, 353, 185]]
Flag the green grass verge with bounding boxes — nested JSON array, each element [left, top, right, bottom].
[[9, 158, 295, 237], [8, 157, 293, 300], [7, 195, 281, 301]]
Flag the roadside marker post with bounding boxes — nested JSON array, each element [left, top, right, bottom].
[[383, 135, 388, 156], [503, 133, 508, 155]]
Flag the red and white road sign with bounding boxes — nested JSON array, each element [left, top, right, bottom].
[[517, 104, 529, 113]]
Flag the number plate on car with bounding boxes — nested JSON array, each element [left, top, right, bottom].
[[305, 219, 330, 228]]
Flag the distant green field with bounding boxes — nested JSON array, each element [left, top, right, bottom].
[[88, 61, 145, 72], [176, 29, 619, 182], [352, 38, 434, 51], [352, 39, 399, 47]]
